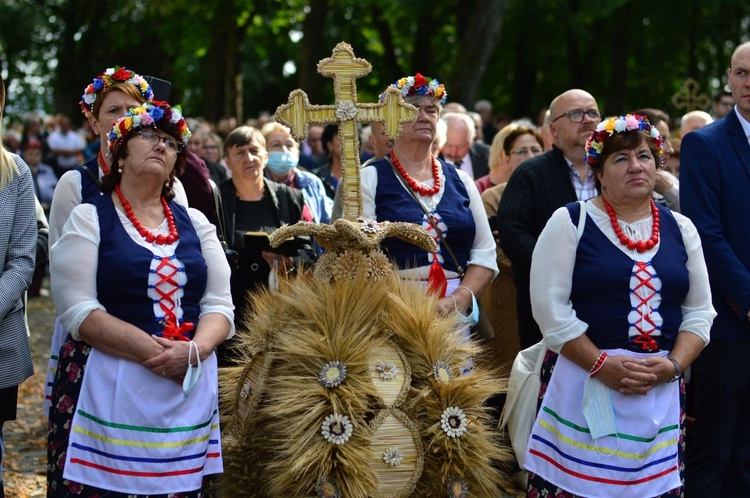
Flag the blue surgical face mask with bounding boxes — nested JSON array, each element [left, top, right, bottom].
[[266, 150, 298, 176], [582, 376, 617, 441]]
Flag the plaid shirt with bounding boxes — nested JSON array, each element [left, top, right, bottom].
[[566, 159, 597, 201]]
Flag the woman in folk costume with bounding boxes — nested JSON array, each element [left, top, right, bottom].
[[44, 66, 190, 417], [47, 101, 234, 497], [525, 115, 715, 497], [361, 74, 498, 324]]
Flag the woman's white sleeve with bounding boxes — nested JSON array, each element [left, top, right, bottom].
[[50, 204, 104, 340], [530, 207, 589, 352], [48, 170, 83, 247], [189, 208, 236, 339]]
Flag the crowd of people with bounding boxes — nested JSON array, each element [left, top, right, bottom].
[[0, 40, 748, 497]]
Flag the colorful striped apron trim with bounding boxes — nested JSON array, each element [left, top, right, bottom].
[[525, 349, 681, 497], [63, 347, 223, 495]]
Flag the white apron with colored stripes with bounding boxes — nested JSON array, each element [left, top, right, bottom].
[[525, 348, 680, 498], [63, 347, 223, 494]]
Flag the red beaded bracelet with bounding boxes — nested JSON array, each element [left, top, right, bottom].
[[589, 352, 608, 377]]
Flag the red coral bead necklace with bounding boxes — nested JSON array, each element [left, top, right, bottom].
[[98, 150, 110, 175], [390, 151, 441, 196], [602, 196, 659, 253], [115, 185, 179, 245]]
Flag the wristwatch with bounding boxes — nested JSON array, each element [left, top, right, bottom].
[[667, 358, 681, 383]]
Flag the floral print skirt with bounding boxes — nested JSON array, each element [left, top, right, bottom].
[[526, 350, 685, 498], [46, 336, 209, 498]]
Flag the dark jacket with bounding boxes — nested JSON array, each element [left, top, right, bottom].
[[468, 141, 491, 179], [681, 108, 750, 341], [217, 178, 314, 365], [496, 145, 577, 348]]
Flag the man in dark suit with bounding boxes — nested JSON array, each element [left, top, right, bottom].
[[440, 112, 490, 179], [681, 41, 750, 498], [497, 89, 600, 348]]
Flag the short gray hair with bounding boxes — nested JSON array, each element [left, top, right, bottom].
[[441, 112, 476, 143]]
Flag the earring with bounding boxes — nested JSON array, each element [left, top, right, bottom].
[[117, 163, 123, 174]]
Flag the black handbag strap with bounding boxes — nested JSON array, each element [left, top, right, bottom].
[[385, 156, 465, 278], [211, 180, 229, 247]]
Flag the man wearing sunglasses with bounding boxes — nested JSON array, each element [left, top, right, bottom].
[[497, 89, 601, 349]]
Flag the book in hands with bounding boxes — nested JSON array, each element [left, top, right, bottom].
[[243, 231, 297, 257]]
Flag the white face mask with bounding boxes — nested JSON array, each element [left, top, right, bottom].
[[582, 376, 617, 441], [183, 340, 202, 396]]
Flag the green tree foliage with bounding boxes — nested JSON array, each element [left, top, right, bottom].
[[1, 0, 749, 128]]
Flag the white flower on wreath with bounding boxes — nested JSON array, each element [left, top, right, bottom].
[[441, 406, 468, 438], [382, 446, 404, 466], [375, 360, 398, 381], [171, 107, 183, 123], [321, 413, 353, 445]]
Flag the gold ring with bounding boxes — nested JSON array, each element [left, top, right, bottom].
[[161, 371, 167, 377]]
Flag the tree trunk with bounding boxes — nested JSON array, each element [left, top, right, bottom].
[[411, 13, 438, 76], [447, 0, 507, 106], [605, 3, 632, 115], [510, 12, 536, 118], [299, 0, 329, 103], [372, 10, 402, 78]]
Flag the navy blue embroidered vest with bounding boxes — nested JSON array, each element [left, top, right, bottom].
[[372, 158, 475, 274], [95, 194, 207, 335], [76, 156, 102, 204], [567, 202, 688, 351]]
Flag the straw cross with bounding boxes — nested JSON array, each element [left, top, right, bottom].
[[276, 42, 418, 221]]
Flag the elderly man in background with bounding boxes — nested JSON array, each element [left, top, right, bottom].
[[440, 112, 490, 180], [680, 110, 714, 138], [497, 89, 601, 349]]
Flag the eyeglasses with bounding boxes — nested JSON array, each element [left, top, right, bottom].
[[552, 109, 601, 123], [510, 147, 544, 156], [136, 130, 185, 153]]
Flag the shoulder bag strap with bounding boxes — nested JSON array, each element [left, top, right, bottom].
[[384, 156, 465, 277], [211, 180, 229, 247]]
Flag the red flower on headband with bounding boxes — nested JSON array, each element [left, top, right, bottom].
[[112, 67, 132, 81], [414, 73, 427, 87]]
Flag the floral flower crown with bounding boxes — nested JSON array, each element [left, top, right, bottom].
[[585, 114, 663, 166], [108, 101, 190, 154], [80, 66, 154, 118], [379, 73, 447, 105]]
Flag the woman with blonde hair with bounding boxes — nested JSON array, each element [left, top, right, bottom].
[[0, 72, 38, 498], [475, 123, 543, 194]]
